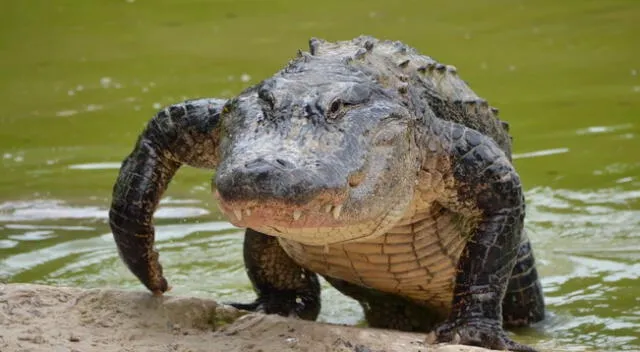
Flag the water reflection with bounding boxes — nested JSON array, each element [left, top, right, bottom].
[[0, 184, 638, 351]]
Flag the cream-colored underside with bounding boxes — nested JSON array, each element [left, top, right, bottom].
[[278, 201, 473, 313]]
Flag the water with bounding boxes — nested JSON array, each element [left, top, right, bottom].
[[1, 0, 639, 351]]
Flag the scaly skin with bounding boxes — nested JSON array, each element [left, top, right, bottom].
[[109, 98, 224, 294], [109, 36, 545, 351]]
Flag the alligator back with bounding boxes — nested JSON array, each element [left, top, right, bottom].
[[297, 36, 512, 158]]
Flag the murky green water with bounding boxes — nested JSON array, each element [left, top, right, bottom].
[[1, 1, 638, 351]]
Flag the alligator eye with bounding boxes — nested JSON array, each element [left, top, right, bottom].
[[258, 86, 276, 110], [327, 99, 342, 118]]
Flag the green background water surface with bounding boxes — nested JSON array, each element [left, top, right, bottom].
[[1, 1, 639, 351]]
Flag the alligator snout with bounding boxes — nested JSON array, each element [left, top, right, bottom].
[[214, 156, 347, 207]]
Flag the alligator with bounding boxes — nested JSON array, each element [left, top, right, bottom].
[[109, 36, 545, 351]]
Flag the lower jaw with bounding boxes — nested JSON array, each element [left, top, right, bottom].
[[249, 222, 380, 246], [215, 195, 409, 245], [218, 205, 381, 245]]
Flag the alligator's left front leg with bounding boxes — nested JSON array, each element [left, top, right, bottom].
[[419, 120, 538, 352]]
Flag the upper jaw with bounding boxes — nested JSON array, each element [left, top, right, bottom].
[[214, 189, 348, 229]]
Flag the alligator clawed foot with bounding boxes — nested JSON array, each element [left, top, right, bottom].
[[225, 291, 318, 321], [427, 319, 538, 352]]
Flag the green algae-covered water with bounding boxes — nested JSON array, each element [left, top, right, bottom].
[[1, 1, 638, 350]]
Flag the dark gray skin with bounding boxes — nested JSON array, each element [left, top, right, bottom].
[[109, 36, 544, 351]]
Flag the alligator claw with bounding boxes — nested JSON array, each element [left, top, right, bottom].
[[226, 292, 317, 320], [151, 282, 171, 296], [428, 319, 537, 352]]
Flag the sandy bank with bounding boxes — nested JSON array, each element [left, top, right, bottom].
[[0, 283, 499, 352]]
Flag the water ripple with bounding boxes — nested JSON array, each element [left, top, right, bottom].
[[0, 199, 209, 221], [0, 187, 638, 350]]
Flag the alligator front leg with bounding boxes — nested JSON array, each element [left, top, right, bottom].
[[228, 229, 321, 321], [419, 120, 538, 352], [109, 98, 226, 294]]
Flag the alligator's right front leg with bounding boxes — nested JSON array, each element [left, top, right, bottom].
[[109, 98, 226, 295], [228, 229, 321, 321]]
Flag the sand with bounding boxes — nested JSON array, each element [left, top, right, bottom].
[[0, 283, 496, 352]]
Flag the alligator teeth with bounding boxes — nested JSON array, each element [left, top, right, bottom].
[[293, 210, 302, 221], [323, 204, 332, 213], [244, 208, 252, 216], [332, 205, 343, 220], [233, 209, 243, 221]]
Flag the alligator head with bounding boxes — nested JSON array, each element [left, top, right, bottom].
[[214, 58, 420, 245]]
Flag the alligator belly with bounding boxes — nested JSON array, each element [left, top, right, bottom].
[[278, 207, 471, 310]]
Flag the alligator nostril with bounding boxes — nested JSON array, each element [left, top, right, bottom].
[[275, 158, 294, 169], [244, 157, 294, 171], [244, 157, 266, 170]]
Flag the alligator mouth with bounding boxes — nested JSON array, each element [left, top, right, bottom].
[[214, 190, 391, 245], [217, 196, 347, 227], [219, 201, 344, 226], [215, 192, 410, 246]]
